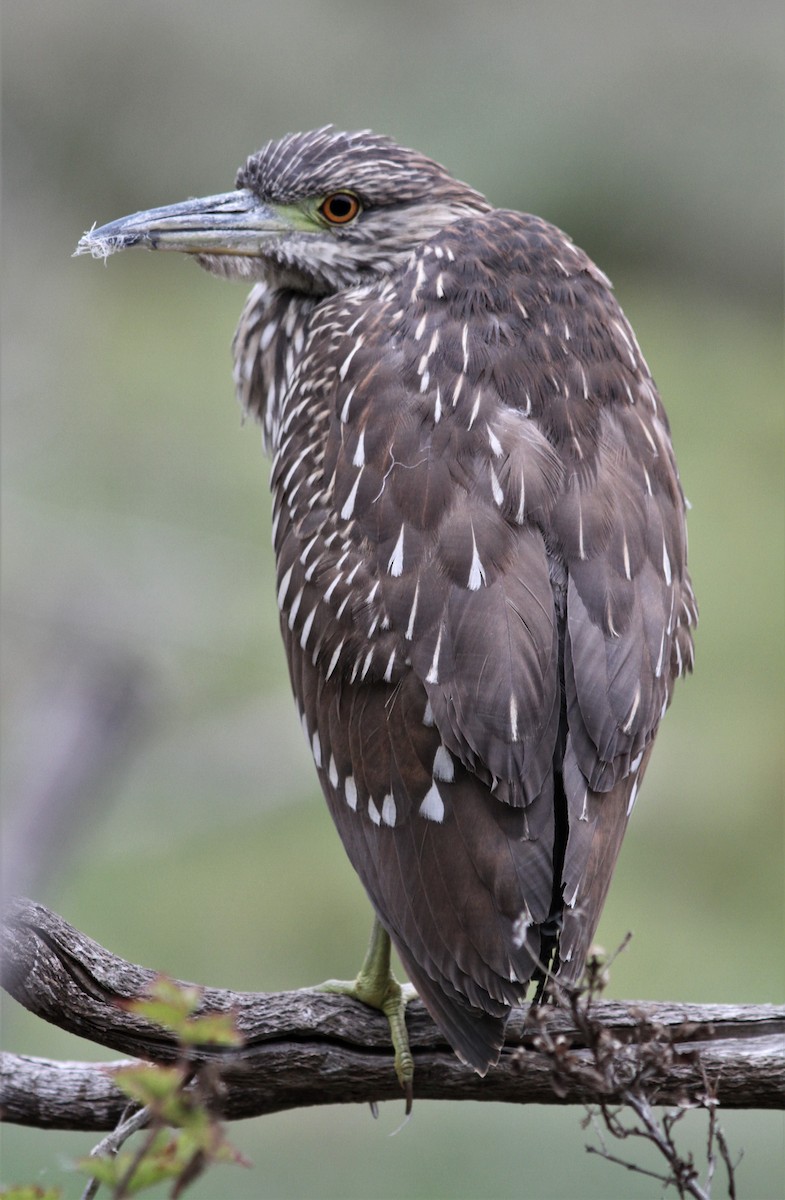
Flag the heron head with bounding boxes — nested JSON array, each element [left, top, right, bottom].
[[76, 127, 490, 295]]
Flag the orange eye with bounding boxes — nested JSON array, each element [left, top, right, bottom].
[[319, 192, 361, 224]]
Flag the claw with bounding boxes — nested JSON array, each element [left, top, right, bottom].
[[313, 918, 416, 1107]]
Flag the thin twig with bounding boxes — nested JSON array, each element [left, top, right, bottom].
[[529, 949, 741, 1199], [113, 1123, 161, 1199], [80, 1104, 150, 1200]]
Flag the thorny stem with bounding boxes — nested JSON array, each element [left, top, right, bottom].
[[714, 1126, 739, 1200], [533, 943, 739, 1200], [586, 1127, 689, 1187], [623, 1093, 711, 1200]]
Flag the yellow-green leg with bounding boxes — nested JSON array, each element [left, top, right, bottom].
[[315, 917, 416, 1109]]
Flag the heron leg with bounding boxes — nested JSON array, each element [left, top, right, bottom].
[[315, 917, 416, 1108]]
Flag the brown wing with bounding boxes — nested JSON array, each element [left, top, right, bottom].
[[261, 210, 696, 1070]]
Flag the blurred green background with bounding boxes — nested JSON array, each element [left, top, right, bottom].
[[2, 1, 783, 1197]]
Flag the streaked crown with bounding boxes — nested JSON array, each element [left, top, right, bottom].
[[236, 126, 489, 210]]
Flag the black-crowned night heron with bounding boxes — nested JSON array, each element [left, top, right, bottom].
[[78, 127, 696, 1095]]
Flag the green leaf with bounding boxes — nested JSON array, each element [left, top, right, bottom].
[[76, 1123, 251, 1196], [113, 1063, 187, 1107], [124, 977, 203, 1035], [177, 1011, 243, 1047], [75, 1133, 184, 1193], [122, 977, 243, 1046]]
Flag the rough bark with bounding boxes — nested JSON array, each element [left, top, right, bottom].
[[2, 898, 783, 1130]]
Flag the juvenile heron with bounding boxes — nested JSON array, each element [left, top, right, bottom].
[[78, 127, 696, 1090]]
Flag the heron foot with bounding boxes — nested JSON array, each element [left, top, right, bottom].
[[314, 918, 416, 1111]]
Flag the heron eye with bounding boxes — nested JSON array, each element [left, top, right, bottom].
[[319, 192, 361, 225]]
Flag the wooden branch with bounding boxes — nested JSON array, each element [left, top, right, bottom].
[[2, 898, 783, 1131]]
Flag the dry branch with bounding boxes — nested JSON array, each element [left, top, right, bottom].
[[2, 897, 783, 1130]]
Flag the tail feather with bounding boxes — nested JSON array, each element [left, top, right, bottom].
[[396, 945, 510, 1075]]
